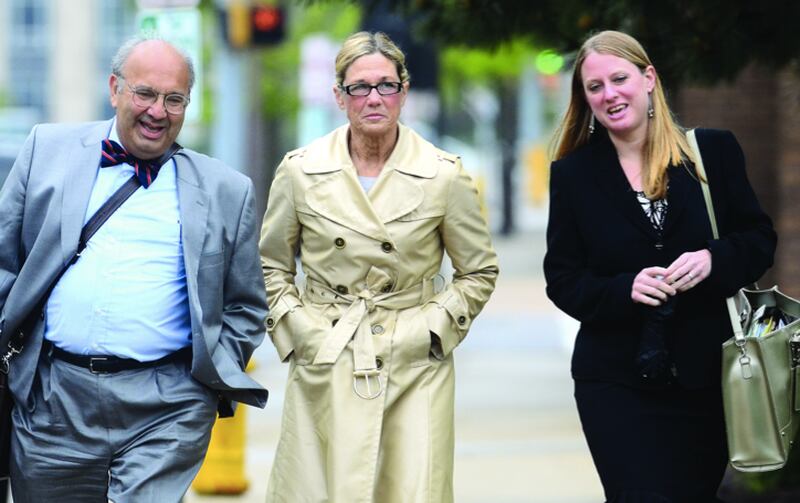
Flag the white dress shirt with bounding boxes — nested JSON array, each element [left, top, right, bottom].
[[44, 121, 191, 360]]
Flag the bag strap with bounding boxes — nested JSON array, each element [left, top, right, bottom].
[[0, 175, 142, 369], [686, 129, 746, 345], [1, 143, 183, 368], [45, 142, 181, 303], [78, 175, 140, 257]]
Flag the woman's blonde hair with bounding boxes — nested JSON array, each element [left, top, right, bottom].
[[335, 31, 410, 87], [551, 30, 694, 199]]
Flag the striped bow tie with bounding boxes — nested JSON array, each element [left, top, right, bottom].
[[100, 138, 162, 188]]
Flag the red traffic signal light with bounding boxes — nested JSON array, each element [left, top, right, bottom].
[[251, 6, 284, 45], [253, 7, 280, 31], [224, 3, 285, 49]]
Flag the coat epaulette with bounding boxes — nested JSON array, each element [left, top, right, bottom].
[[435, 150, 459, 164], [286, 147, 306, 160]]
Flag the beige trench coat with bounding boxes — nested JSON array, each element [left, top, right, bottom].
[[259, 123, 498, 503]]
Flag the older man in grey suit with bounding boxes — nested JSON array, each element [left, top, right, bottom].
[[0, 35, 268, 502]]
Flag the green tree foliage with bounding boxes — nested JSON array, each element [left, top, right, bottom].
[[352, 0, 800, 86], [439, 38, 537, 106]]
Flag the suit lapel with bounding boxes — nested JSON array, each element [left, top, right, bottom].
[[590, 138, 660, 240], [661, 162, 697, 237], [173, 152, 224, 380], [174, 152, 210, 292], [60, 120, 112, 264]]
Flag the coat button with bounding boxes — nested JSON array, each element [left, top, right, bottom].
[[381, 242, 393, 253], [266, 317, 275, 328], [375, 357, 384, 370], [457, 315, 467, 325], [371, 324, 385, 335], [381, 283, 393, 293], [334, 237, 345, 248], [336, 285, 348, 295]]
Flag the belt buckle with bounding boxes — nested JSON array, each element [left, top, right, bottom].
[[353, 369, 383, 400], [89, 357, 110, 374]]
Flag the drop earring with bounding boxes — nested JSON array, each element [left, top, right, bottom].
[[589, 114, 596, 135], [647, 93, 654, 118]]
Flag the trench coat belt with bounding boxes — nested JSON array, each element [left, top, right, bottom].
[[304, 275, 436, 398]]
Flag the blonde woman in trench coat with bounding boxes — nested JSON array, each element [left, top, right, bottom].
[[259, 31, 498, 503]]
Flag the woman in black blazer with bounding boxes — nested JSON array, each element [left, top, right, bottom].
[[544, 31, 776, 502]]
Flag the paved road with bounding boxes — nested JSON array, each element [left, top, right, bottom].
[[187, 230, 605, 503]]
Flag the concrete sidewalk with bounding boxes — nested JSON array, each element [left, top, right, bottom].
[[187, 230, 603, 502]]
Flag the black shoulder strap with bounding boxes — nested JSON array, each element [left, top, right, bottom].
[[0, 142, 183, 363], [73, 141, 184, 262], [76, 175, 140, 258], [72, 141, 182, 261]]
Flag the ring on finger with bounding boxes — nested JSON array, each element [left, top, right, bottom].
[[687, 272, 694, 281]]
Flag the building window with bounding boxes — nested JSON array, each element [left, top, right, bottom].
[[8, 0, 48, 115], [97, 3, 136, 118]]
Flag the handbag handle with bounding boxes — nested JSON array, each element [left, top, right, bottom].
[[685, 129, 746, 346]]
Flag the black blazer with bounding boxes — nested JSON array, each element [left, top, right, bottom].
[[543, 128, 776, 388]]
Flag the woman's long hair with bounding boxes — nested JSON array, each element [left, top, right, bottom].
[[551, 30, 694, 199]]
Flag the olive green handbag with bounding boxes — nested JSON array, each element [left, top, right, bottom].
[[688, 129, 799, 472]]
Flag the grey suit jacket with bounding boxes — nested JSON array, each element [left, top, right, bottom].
[[0, 119, 268, 416]]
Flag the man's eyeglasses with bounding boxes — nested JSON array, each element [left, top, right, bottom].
[[339, 82, 403, 97], [124, 81, 190, 115]]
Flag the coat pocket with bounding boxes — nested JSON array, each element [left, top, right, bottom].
[[395, 306, 433, 368], [198, 249, 225, 269], [285, 304, 332, 366], [423, 291, 470, 358]]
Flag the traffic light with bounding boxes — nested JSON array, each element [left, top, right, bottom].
[[250, 5, 284, 45], [224, 2, 285, 49]]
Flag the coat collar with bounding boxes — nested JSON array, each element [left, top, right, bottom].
[[301, 123, 433, 240], [385, 124, 438, 179], [588, 134, 698, 241], [300, 123, 438, 179], [589, 136, 660, 240]]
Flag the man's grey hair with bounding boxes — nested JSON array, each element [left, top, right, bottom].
[[110, 34, 195, 92]]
